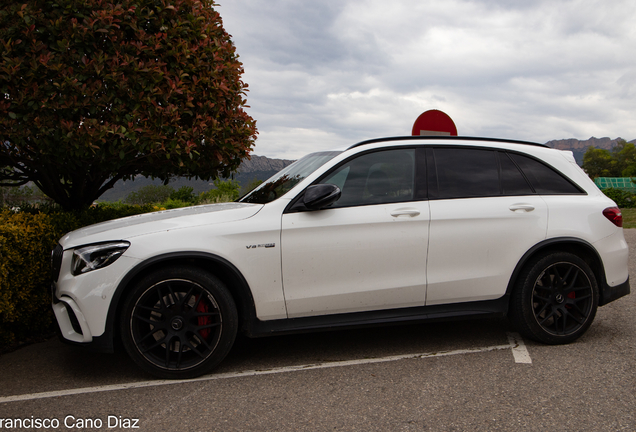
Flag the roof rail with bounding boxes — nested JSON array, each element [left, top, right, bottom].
[[347, 135, 548, 150]]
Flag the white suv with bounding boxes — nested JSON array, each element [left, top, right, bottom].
[[51, 136, 630, 379]]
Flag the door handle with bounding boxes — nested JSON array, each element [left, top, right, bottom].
[[390, 209, 421, 217], [509, 204, 535, 212]]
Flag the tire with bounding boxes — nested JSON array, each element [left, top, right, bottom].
[[509, 252, 599, 344], [120, 266, 238, 379]]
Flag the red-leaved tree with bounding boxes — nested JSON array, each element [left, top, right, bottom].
[[0, 0, 257, 210]]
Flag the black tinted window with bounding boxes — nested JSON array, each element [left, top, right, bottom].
[[320, 149, 415, 207], [500, 152, 534, 195], [433, 148, 499, 198], [509, 153, 582, 194]]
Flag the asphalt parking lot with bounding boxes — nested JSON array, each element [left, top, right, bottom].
[[1, 233, 635, 431]]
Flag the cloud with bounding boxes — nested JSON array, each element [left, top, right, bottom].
[[219, 0, 636, 159]]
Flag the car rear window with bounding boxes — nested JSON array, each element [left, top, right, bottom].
[[508, 153, 584, 195]]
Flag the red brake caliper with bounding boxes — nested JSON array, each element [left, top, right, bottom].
[[566, 291, 575, 309], [196, 296, 211, 339]]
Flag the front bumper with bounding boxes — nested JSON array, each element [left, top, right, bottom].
[[51, 282, 93, 343]]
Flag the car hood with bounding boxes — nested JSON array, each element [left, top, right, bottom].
[[59, 202, 263, 248]]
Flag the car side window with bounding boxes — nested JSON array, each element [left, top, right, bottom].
[[499, 152, 534, 195], [432, 148, 499, 199], [509, 153, 584, 194], [320, 149, 415, 208]]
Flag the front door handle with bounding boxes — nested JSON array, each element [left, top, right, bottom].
[[509, 204, 535, 212], [390, 209, 421, 217]]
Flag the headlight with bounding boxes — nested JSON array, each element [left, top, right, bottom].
[[71, 241, 130, 276]]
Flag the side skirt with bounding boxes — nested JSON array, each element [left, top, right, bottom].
[[244, 296, 509, 338]]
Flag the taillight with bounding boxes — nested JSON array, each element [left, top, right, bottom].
[[603, 207, 623, 227]]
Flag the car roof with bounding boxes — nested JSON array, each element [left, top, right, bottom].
[[348, 136, 549, 150]]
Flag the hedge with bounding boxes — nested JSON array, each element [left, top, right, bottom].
[[0, 212, 58, 348], [600, 187, 636, 208], [0, 204, 154, 350]]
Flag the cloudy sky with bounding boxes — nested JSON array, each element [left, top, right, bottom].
[[218, 0, 636, 160]]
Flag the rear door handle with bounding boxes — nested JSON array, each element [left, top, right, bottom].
[[390, 209, 421, 217], [509, 204, 535, 212]]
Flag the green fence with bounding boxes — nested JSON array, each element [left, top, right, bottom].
[[594, 177, 636, 192]]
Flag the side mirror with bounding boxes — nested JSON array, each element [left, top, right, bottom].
[[303, 184, 341, 210]]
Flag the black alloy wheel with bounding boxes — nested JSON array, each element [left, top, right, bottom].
[[121, 267, 237, 379], [510, 252, 599, 344]]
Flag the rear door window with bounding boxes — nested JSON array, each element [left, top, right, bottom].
[[431, 148, 500, 199]]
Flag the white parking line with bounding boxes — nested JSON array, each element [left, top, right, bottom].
[[508, 332, 533, 364], [0, 332, 531, 404]]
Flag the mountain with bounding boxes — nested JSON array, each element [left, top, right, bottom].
[[238, 154, 294, 173], [98, 155, 295, 202], [545, 137, 636, 165]]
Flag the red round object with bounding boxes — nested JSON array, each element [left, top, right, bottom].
[[411, 110, 457, 136]]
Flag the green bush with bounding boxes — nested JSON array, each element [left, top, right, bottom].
[[199, 179, 241, 203], [0, 203, 155, 350], [601, 187, 636, 208], [125, 185, 175, 205], [170, 186, 199, 204], [0, 185, 33, 206], [0, 211, 58, 348], [161, 198, 191, 209]]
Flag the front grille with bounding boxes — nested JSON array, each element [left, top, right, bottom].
[[51, 244, 63, 282]]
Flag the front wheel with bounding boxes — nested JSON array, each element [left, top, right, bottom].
[[509, 252, 599, 344], [120, 266, 238, 379]]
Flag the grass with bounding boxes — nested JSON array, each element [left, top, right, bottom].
[[621, 208, 636, 229]]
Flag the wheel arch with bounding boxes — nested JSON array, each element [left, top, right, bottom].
[[100, 252, 257, 352], [506, 237, 607, 307]]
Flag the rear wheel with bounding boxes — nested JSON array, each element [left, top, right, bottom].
[[120, 266, 238, 379], [509, 252, 599, 344]]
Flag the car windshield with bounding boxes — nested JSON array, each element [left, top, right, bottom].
[[240, 151, 342, 204]]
